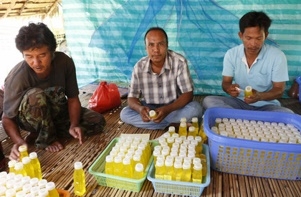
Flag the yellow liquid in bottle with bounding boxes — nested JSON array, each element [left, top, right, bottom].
[[172, 161, 182, 181], [192, 117, 199, 132], [105, 155, 114, 175], [122, 157, 133, 178], [73, 162, 86, 196], [133, 163, 144, 179], [18, 145, 28, 161], [155, 159, 165, 180], [244, 86, 253, 98], [181, 162, 192, 182], [29, 152, 42, 179], [192, 163, 203, 183], [188, 126, 197, 137], [163, 159, 173, 180], [178, 122, 187, 137], [22, 157, 35, 178], [46, 182, 60, 197]]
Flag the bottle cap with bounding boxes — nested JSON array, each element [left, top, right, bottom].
[[22, 157, 31, 164], [46, 182, 56, 190], [14, 162, 24, 170], [8, 160, 17, 168], [192, 117, 198, 122], [18, 145, 27, 152], [135, 163, 144, 172], [74, 161, 83, 169], [149, 110, 157, 118], [29, 152, 38, 159]]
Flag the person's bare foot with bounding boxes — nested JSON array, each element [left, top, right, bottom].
[[45, 141, 64, 152]]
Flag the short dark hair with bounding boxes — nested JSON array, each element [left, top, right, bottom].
[[144, 27, 168, 46], [15, 22, 57, 53], [239, 11, 272, 33]]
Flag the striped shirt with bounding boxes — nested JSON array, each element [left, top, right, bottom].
[[128, 50, 194, 104]]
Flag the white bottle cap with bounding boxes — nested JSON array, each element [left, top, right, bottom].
[[29, 152, 38, 159], [22, 157, 31, 164], [14, 162, 24, 171], [18, 145, 27, 152], [46, 182, 56, 190], [74, 161, 83, 169], [135, 163, 144, 172]]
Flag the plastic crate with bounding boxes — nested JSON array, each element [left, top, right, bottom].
[[147, 144, 210, 197], [88, 138, 153, 192], [204, 108, 301, 180], [296, 76, 301, 102]]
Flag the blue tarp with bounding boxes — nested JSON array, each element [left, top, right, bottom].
[[63, 0, 301, 96]]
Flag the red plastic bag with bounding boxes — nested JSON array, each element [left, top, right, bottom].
[[88, 81, 121, 113]]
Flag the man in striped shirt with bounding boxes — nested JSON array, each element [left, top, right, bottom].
[[120, 27, 202, 130]]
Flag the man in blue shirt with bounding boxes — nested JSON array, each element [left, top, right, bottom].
[[203, 11, 293, 113]]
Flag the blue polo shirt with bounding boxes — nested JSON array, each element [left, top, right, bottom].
[[222, 44, 289, 107]]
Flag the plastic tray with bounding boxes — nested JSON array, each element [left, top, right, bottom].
[[88, 138, 153, 192], [204, 108, 301, 180], [147, 144, 210, 197]]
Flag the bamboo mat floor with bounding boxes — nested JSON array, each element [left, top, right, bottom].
[[0, 87, 301, 197]]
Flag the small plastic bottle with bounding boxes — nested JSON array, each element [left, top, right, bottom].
[[105, 155, 114, 175], [14, 162, 27, 176], [181, 161, 192, 182], [192, 117, 199, 132], [172, 161, 182, 181], [29, 152, 42, 179], [192, 162, 203, 183], [22, 157, 35, 178], [163, 158, 173, 180], [8, 160, 17, 174], [149, 110, 157, 119], [178, 122, 187, 137], [73, 162, 86, 196], [46, 182, 59, 197], [154, 159, 165, 180], [133, 163, 144, 179], [18, 145, 28, 161], [122, 157, 133, 178], [167, 126, 176, 136], [244, 86, 253, 98], [188, 126, 197, 137]]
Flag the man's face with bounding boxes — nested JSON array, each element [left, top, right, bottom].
[[145, 30, 168, 66], [23, 45, 53, 78], [239, 26, 267, 56]]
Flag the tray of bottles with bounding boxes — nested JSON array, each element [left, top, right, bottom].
[[147, 141, 210, 197], [88, 137, 153, 192]]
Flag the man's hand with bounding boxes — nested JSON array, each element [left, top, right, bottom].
[[151, 106, 169, 123], [139, 106, 151, 122], [226, 84, 240, 97], [9, 143, 26, 161], [244, 89, 261, 104], [69, 126, 83, 144]]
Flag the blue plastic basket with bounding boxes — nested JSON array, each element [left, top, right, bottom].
[[204, 108, 301, 180], [296, 76, 301, 102], [147, 144, 210, 197]]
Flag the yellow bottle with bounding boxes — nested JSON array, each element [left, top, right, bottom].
[[113, 156, 123, 176], [192, 117, 199, 132], [192, 162, 203, 183], [172, 161, 182, 181], [163, 158, 173, 180], [46, 182, 59, 197], [73, 161, 86, 196], [105, 155, 114, 175], [181, 161, 192, 182], [149, 110, 157, 119], [122, 157, 133, 178], [14, 162, 27, 176], [22, 156, 35, 178], [18, 145, 28, 161], [178, 122, 187, 137], [154, 159, 165, 180], [188, 126, 197, 137], [244, 86, 253, 98], [198, 119, 207, 143], [133, 163, 144, 179], [167, 126, 176, 136], [29, 152, 42, 179], [8, 160, 17, 174]]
